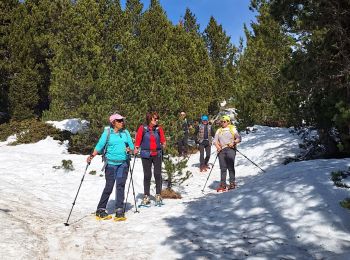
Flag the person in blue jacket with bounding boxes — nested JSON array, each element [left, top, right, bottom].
[[87, 113, 134, 220]]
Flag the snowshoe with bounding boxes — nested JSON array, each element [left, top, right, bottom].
[[138, 195, 151, 208], [155, 194, 164, 207], [200, 166, 207, 172], [228, 182, 236, 190], [216, 183, 227, 192], [95, 209, 112, 220], [114, 208, 126, 222]]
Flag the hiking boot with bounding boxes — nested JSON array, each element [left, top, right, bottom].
[[228, 182, 236, 190], [115, 208, 125, 218], [95, 209, 112, 220], [155, 194, 162, 203], [216, 183, 227, 192], [114, 208, 126, 221], [141, 195, 151, 206], [155, 194, 164, 206]]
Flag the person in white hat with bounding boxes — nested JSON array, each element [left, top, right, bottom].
[[87, 113, 134, 220]]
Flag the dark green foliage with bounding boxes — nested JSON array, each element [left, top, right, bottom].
[[340, 198, 350, 210], [263, 0, 350, 155], [62, 159, 74, 171], [234, 3, 294, 128], [330, 168, 350, 210], [183, 8, 200, 34], [0, 0, 19, 115], [68, 126, 100, 155], [7, 0, 57, 120], [0, 118, 68, 144], [333, 101, 350, 153], [331, 170, 350, 189], [125, 0, 143, 36], [163, 155, 192, 189], [203, 17, 237, 115], [4, 0, 349, 157], [231, 0, 350, 155], [1, 0, 221, 156], [89, 170, 97, 175], [53, 159, 74, 171]]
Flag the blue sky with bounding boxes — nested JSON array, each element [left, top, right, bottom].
[[120, 0, 257, 46]]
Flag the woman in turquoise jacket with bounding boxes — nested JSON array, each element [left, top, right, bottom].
[[87, 113, 134, 220]]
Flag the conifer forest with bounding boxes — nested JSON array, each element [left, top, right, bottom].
[[1, 0, 349, 156]]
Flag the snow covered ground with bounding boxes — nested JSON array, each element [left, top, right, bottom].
[[0, 124, 349, 259]]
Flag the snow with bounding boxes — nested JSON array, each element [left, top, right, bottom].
[[46, 118, 89, 134], [0, 122, 349, 259]]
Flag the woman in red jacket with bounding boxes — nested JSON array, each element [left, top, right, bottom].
[[134, 111, 166, 206]]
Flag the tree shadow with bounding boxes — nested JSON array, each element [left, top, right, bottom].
[[163, 161, 350, 259], [0, 208, 11, 213]]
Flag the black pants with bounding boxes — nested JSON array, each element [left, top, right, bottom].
[[199, 140, 211, 167], [141, 156, 162, 195], [177, 133, 188, 155], [218, 148, 236, 184]]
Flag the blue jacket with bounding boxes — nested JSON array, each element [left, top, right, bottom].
[[95, 127, 134, 165]]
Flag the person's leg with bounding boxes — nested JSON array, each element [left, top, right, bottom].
[[115, 162, 129, 209], [153, 156, 163, 195], [199, 144, 205, 168], [227, 149, 237, 185], [97, 165, 116, 210], [218, 150, 228, 186], [183, 134, 188, 155], [204, 142, 211, 167], [177, 139, 183, 156], [141, 158, 152, 196]]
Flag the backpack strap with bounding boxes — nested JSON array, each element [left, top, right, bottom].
[[219, 125, 236, 137], [101, 127, 111, 171], [102, 127, 111, 157], [142, 124, 159, 139], [229, 125, 236, 137]]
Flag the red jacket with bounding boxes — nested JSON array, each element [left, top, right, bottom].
[[135, 124, 166, 156]]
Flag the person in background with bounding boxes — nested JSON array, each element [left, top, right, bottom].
[[177, 111, 189, 157], [213, 115, 241, 191], [87, 113, 134, 220], [194, 115, 215, 172], [134, 111, 166, 206]]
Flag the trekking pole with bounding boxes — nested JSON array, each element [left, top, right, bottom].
[[236, 149, 266, 173], [64, 162, 90, 226], [201, 152, 219, 193], [129, 155, 139, 213], [123, 155, 139, 213]]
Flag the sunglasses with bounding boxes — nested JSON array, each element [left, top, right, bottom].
[[220, 120, 228, 123], [115, 119, 124, 123], [153, 117, 159, 120]]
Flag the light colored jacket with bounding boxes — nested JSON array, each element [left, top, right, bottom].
[[213, 125, 241, 147]]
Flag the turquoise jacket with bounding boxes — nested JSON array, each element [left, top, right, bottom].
[[95, 127, 134, 165]]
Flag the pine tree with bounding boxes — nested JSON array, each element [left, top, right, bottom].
[[47, 0, 108, 120], [265, 0, 350, 153], [139, 0, 171, 51], [0, 0, 19, 117], [233, 3, 294, 127], [183, 8, 200, 34], [7, 0, 56, 120], [203, 17, 236, 114], [168, 23, 215, 120], [124, 0, 144, 36]]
